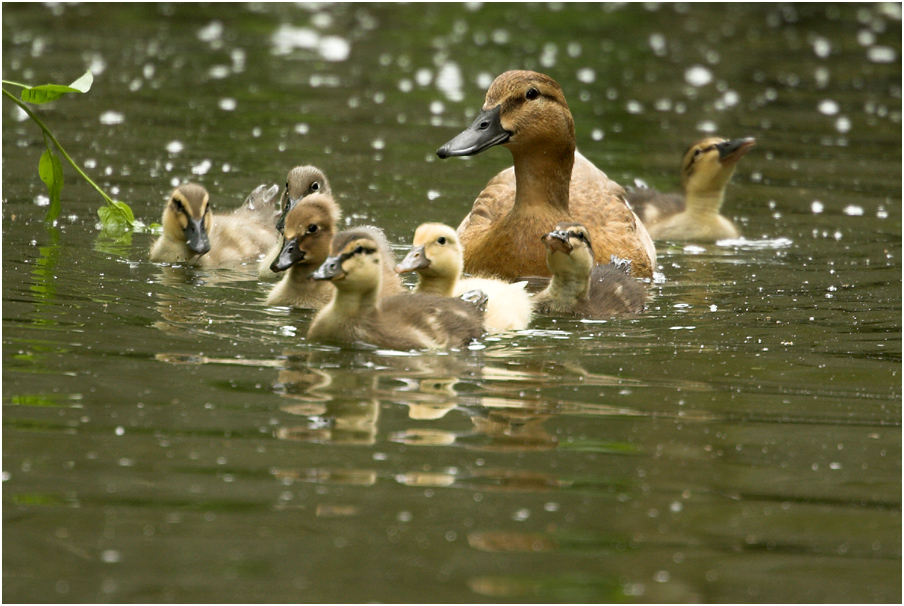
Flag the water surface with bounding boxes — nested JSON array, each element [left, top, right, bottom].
[[3, 3, 901, 603]]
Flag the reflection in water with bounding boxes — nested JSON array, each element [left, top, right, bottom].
[[29, 226, 61, 315]]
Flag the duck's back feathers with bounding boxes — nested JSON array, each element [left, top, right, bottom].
[[355, 293, 485, 350]]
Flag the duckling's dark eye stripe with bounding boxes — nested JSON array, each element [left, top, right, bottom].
[[338, 244, 376, 263]]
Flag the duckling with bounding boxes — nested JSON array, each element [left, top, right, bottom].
[[265, 192, 341, 308], [627, 137, 755, 242], [266, 196, 404, 307], [149, 183, 278, 267], [259, 166, 333, 280], [533, 222, 646, 318], [437, 70, 656, 280], [395, 223, 533, 332], [308, 228, 485, 350]]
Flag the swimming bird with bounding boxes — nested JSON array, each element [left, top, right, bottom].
[[308, 228, 485, 350], [396, 223, 533, 332], [436, 70, 656, 280], [259, 165, 332, 280], [627, 137, 755, 242], [149, 183, 278, 267], [533, 222, 646, 318]]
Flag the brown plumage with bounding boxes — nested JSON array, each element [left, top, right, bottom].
[[265, 192, 341, 308], [437, 70, 656, 280], [259, 165, 333, 280], [628, 137, 755, 242], [149, 183, 278, 267], [308, 229, 485, 350], [533, 222, 646, 318]]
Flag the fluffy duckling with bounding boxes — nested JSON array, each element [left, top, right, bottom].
[[259, 166, 333, 280], [437, 70, 656, 280], [533, 222, 646, 318], [395, 223, 533, 332], [149, 183, 278, 267], [308, 228, 485, 350], [265, 193, 341, 308], [266, 195, 404, 307], [627, 137, 755, 242]]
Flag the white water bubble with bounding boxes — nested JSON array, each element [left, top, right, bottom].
[[684, 65, 712, 87], [99, 111, 124, 125], [319, 36, 350, 62], [218, 97, 237, 111], [166, 140, 184, 154], [818, 99, 839, 115], [843, 205, 864, 216], [867, 46, 896, 63]]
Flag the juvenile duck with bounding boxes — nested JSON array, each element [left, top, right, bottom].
[[533, 222, 646, 318], [265, 192, 341, 308], [259, 166, 333, 280], [395, 223, 533, 332], [437, 70, 656, 280], [149, 183, 278, 267], [266, 196, 404, 307], [627, 137, 755, 242], [308, 228, 485, 350]]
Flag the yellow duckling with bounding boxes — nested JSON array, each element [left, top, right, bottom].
[[259, 165, 332, 280], [437, 70, 656, 280], [149, 183, 278, 267], [395, 223, 533, 332], [627, 137, 756, 242], [533, 222, 646, 318], [308, 228, 485, 350]]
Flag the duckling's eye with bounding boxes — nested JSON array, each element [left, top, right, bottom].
[[437, 236, 447, 245], [307, 224, 318, 234], [693, 148, 704, 159], [353, 246, 364, 255], [310, 182, 320, 192], [526, 87, 540, 100]]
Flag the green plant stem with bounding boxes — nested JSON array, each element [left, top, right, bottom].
[[3, 87, 121, 212]]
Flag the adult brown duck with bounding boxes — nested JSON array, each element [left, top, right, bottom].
[[437, 70, 656, 280]]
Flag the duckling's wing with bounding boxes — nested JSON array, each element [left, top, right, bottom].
[[624, 188, 685, 226], [238, 184, 281, 224]]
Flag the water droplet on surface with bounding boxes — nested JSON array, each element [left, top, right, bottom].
[[166, 140, 183, 154], [99, 111, 124, 125], [684, 65, 712, 87], [218, 98, 237, 111], [818, 99, 839, 115]]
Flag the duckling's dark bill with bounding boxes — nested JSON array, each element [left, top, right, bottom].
[[436, 106, 511, 158], [716, 137, 756, 165], [184, 218, 211, 254], [312, 256, 344, 281], [395, 246, 430, 273], [271, 238, 305, 272]]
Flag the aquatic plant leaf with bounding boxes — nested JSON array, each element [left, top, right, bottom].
[[38, 148, 63, 222], [20, 71, 93, 104], [97, 200, 135, 231]]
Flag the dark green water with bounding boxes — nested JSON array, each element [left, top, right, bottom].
[[3, 3, 900, 603]]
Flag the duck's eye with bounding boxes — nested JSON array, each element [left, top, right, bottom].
[[310, 182, 320, 192], [353, 246, 364, 255], [437, 236, 447, 245], [307, 224, 319, 234], [693, 148, 704, 159], [526, 87, 540, 100]]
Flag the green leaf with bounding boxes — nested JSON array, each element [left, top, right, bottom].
[[20, 70, 93, 104], [38, 148, 63, 222], [97, 200, 135, 231]]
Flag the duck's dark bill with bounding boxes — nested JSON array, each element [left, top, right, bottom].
[[437, 106, 511, 158], [184, 218, 211, 255]]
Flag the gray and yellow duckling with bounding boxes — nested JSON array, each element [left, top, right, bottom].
[[627, 137, 755, 242], [533, 222, 646, 318], [308, 228, 485, 350], [149, 183, 279, 267]]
